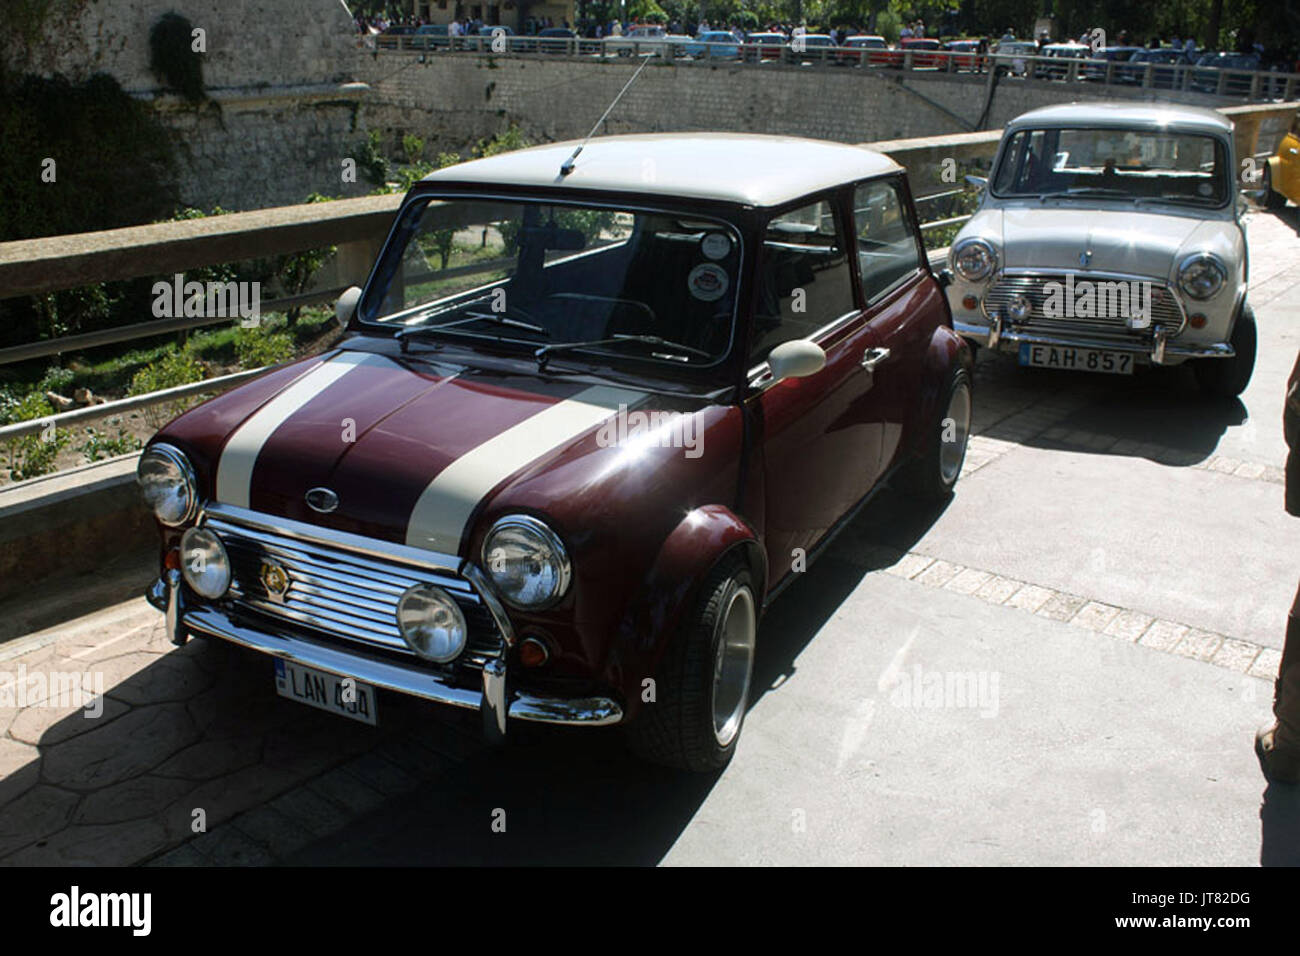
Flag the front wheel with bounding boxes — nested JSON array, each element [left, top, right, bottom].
[[626, 557, 757, 772], [895, 366, 972, 501], [1194, 306, 1257, 399]]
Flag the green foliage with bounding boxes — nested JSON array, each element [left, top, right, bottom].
[[274, 193, 337, 323], [402, 133, 425, 166], [0, 391, 70, 481], [127, 347, 206, 429], [234, 327, 295, 369], [355, 130, 390, 187], [473, 125, 529, 159], [148, 12, 205, 104], [78, 421, 141, 462]]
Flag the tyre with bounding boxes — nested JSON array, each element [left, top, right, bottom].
[[1263, 165, 1286, 210], [1194, 305, 1257, 399], [626, 557, 757, 772], [895, 366, 972, 501]]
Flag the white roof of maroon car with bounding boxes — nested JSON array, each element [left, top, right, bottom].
[[1008, 102, 1233, 134], [420, 133, 902, 207]]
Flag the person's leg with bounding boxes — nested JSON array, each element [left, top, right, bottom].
[[1258, 580, 1300, 782]]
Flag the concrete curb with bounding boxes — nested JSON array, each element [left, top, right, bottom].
[[0, 453, 153, 603]]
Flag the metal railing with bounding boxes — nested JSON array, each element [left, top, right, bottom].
[[360, 32, 1300, 102], [0, 103, 1295, 446]]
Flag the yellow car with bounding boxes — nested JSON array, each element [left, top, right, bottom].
[[1262, 109, 1300, 208]]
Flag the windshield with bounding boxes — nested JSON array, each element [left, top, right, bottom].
[[991, 126, 1230, 207], [359, 197, 743, 368]]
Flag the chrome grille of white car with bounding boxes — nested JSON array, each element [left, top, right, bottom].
[[204, 512, 504, 668], [983, 272, 1186, 343]]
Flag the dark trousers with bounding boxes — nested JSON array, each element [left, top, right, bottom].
[[1275, 580, 1300, 754]]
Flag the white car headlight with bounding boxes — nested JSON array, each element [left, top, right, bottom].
[[951, 238, 998, 282], [1178, 253, 1227, 300], [481, 515, 572, 610], [397, 585, 468, 662], [180, 526, 231, 599], [137, 443, 198, 526]]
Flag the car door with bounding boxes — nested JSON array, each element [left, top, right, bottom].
[[851, 175, 938, 474], [748, 192, 885, 588]]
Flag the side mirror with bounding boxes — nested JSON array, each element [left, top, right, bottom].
[[335, 286, 363, 327], [935, 268, 954, 290], [965, 174, 988, 190], [768, 339, 827, 382]]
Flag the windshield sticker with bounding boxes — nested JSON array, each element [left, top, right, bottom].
[[1197, 182, 1213, 196], [700, 232, 732, 260], [687, 263, 729, 302]]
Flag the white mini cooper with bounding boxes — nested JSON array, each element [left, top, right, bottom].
[[946, 103, 1256, 398]]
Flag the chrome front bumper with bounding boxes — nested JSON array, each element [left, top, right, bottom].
[[146, 575, 623, 738], [953, 316, 1235, 364]]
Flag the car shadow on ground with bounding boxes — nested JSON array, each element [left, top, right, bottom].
[[286, 492, 952, 866], [977, 350, 1246, 466]]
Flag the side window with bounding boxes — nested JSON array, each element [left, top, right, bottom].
[[749, 198, 854, 366], [853, 179, 921, 300]]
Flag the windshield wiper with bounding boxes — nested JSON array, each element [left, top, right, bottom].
[[1038, 187, 1136, 203], [1134, 194, 1217, 207], [534, 334, 711, 369], [396, 311, 548, 352]]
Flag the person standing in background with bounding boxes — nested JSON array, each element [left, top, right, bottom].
[[1257, 350, 1300, 784]]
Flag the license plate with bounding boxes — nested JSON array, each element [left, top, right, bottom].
[[1018, 343, 1134, 375], [274, 659, 377, 725]]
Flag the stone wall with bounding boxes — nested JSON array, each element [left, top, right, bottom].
[[358, 53, 1235, 153], [12, 0, 374, 212]]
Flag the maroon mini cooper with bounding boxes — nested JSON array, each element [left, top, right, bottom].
[[139, 133, 972, 770]]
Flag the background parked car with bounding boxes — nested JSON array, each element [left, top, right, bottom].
[[604, 23, 667, 56], [786, 33, 837, 64], [841, 34, 889, 66], [1191, 51, 1261, 95], [413, 23, 449, 50], [1039, 41, 1091, 79], [684, 30, 741, 60], [991, 39, 1038, 76], [1081, 45, 1142, 82], [744, 31, 786, 62], [943, 39, 985, 72], [882, 37, 943, 68], [1119, 47, 1193, 88], [377, 24, 415, 50], [537, 26, 576, 54]]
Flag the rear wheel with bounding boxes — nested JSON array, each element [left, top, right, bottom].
[[896, 366, 972, 501], [1194, 306, 1257, 399], [626, 557, 757, 772]]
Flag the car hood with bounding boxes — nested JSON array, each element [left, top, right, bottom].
[[987, 206, 1205, 277], [156, 346, 733, 557]]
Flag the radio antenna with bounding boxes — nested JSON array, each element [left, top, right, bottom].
[[560, 53, 655, 177]]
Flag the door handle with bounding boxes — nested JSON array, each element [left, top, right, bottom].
[[860, 347, 891, 372]]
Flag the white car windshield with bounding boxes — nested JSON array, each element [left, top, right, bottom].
[[991, 126, 1230, 207]]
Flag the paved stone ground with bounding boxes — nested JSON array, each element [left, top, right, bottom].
[[0, 207, 1297, 866]]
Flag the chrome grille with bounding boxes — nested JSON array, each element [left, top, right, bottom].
[[983, 272, 1185, 344], [204, 512, 504, 667]]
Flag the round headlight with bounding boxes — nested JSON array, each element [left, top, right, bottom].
[[137, 443, 198, 526], [952, 238, 998, 282], [1177, 253, 1226, 300], [480, 515, 572, 610], [180, 526, 231, 599], [396, 585, 468, 662]]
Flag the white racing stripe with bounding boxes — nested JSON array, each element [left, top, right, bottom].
[[215, 352, 390, 507], [405, 385, 646, 552]]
